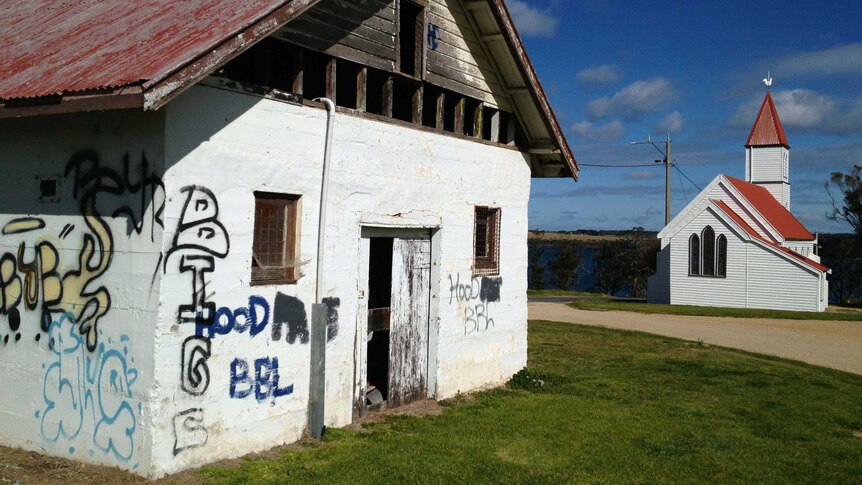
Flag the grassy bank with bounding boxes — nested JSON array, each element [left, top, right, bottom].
[[568, 298, 862, 321], [199, 321, 862, 484]]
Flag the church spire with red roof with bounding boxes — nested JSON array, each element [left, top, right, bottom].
[[745, 74, 791, 209]]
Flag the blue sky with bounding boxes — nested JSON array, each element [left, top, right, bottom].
[[511, 0, 862, 233]]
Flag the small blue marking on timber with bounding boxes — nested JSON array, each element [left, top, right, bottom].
[[34, 411, 39, 418], [69, 447, 75, 454]]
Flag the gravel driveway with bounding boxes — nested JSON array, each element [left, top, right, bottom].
[[530, 302, 862, 375]]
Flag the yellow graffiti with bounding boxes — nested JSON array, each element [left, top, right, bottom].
[[59, 197, 112, 351], [2, 217, 45, 235]]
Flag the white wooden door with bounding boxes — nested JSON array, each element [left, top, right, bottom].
[[388, 238, 431, 407]]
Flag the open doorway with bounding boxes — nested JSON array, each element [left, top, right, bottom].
[[366, 237, 393, 408], [359, 231, 432, 413]]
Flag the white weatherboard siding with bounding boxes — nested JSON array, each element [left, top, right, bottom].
[[0, 110, 166, 472], [151, 84, 530, 476], [668, 209, 747, 308], [707, 182, 776, 242], [747, 146, 787, 182], [747, 146, 790, 208], [746, 245, 822, 312]]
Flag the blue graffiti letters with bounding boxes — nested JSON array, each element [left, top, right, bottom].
[[229, 357, 293, 404], [195, 295, 270, 340]]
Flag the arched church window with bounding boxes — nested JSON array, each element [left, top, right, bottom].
[[702, 226, 715, 276], [716, 235, 727, 277], [689, 234, 700, 275]]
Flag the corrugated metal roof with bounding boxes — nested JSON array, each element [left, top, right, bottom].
[[725, 176, 814, 241], [745, 92, 789, 148], [0, 0, 290, 100], [712, 199, 827, 272]]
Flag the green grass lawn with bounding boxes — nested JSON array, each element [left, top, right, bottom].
[[199, 321, 862, 484], [569, 298, 862, 321]]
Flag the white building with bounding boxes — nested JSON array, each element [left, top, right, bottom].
[[648, 90, 829, 312], [0, 0, 578, 477]]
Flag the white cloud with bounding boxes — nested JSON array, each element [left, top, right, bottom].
[[729, 89, 862, 135], [625, 170, 660, 181], [576, 64, 622, 86], [508, 0, 559, 38], [656, 111, 683, 134], [570, 120, 625, 141], [587, 78, 677, 121], [770, 43, 862, 78]]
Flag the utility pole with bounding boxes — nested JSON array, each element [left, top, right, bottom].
[[631, 135, 672, 225]]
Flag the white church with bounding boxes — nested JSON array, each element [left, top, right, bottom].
[[647, 86, 829, 312]]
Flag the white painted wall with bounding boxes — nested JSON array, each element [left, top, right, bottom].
[[668, 208, 748, 308], [664, 205, 824, 312], [149, 84, 530, 476], [746, 146, 790, 208], [0, 110, 166, 473], [646, 245, 670, 304]]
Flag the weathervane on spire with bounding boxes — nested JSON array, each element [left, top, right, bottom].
[[763, 72, 773, 91]]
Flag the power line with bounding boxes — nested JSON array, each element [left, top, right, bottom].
[[676, 165, 689, 203], [579, 163, 660, 168], [671, 162, 702, 191]]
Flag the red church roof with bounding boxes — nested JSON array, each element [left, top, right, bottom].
[[724, 176, 814, 241], [745, 92, 789, 148], [713, 199, 827, 272]]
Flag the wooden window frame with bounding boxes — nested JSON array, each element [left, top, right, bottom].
[[251, 191, 301, 286], [688, 233, 700, 276], [716, 234, 727, 277], [701, 226, 716, 277], [473, 206, 501, 277]]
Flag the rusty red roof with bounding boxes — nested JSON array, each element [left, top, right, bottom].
[[713, 199, 827, 272], [745, 92, 789, 148], [0, 0, 293, 100], [725, 176, 814, 241]]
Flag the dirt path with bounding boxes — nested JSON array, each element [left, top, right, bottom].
[[530, 302, 862, 375]]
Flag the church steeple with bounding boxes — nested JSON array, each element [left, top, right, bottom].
[[745, 78, 791, 209]]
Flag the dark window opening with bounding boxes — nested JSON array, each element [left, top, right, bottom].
[[482, 107, 499, 141], [498, 111, 513, 144], [399, 1, 424, 76], [366, 69, 389, 116], [716, 234, 727, 277], [336, 59, 363, 110], [422, 85, 442, 128], [702, 226, 715, 277], [464, 99, 481, 137], [474, 206, 501, 276], [689, 234, 700, 275], [366, 237, 394, 404], [218, 38, 297, 93], [251, 192, 300, 285], [39, 178, 58, 202], [443, 91, 461, 133], [302, 49, 330, 101], [393, 79, 419, 122]]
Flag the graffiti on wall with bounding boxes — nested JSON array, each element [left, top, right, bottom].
[[229, 356, 294, 404], [169, 185, 228, 456], [37, 312, 140, 465], [194, 293, 339, 344], [0, 150, 164, 352], [448, 274, 502, 334]]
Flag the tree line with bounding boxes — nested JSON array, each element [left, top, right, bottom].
[[529, 227, 660, 298]]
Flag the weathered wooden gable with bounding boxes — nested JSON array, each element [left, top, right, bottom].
[[275, 0, 510, 110]]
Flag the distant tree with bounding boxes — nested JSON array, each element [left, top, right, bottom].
[[827, 165, 862, 238], [594, 228, 659, 297], [528, 244, 546, 290], [820, 235, 862, 304], [547, 242, 582, 290], [826, 166, 862, 303]]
